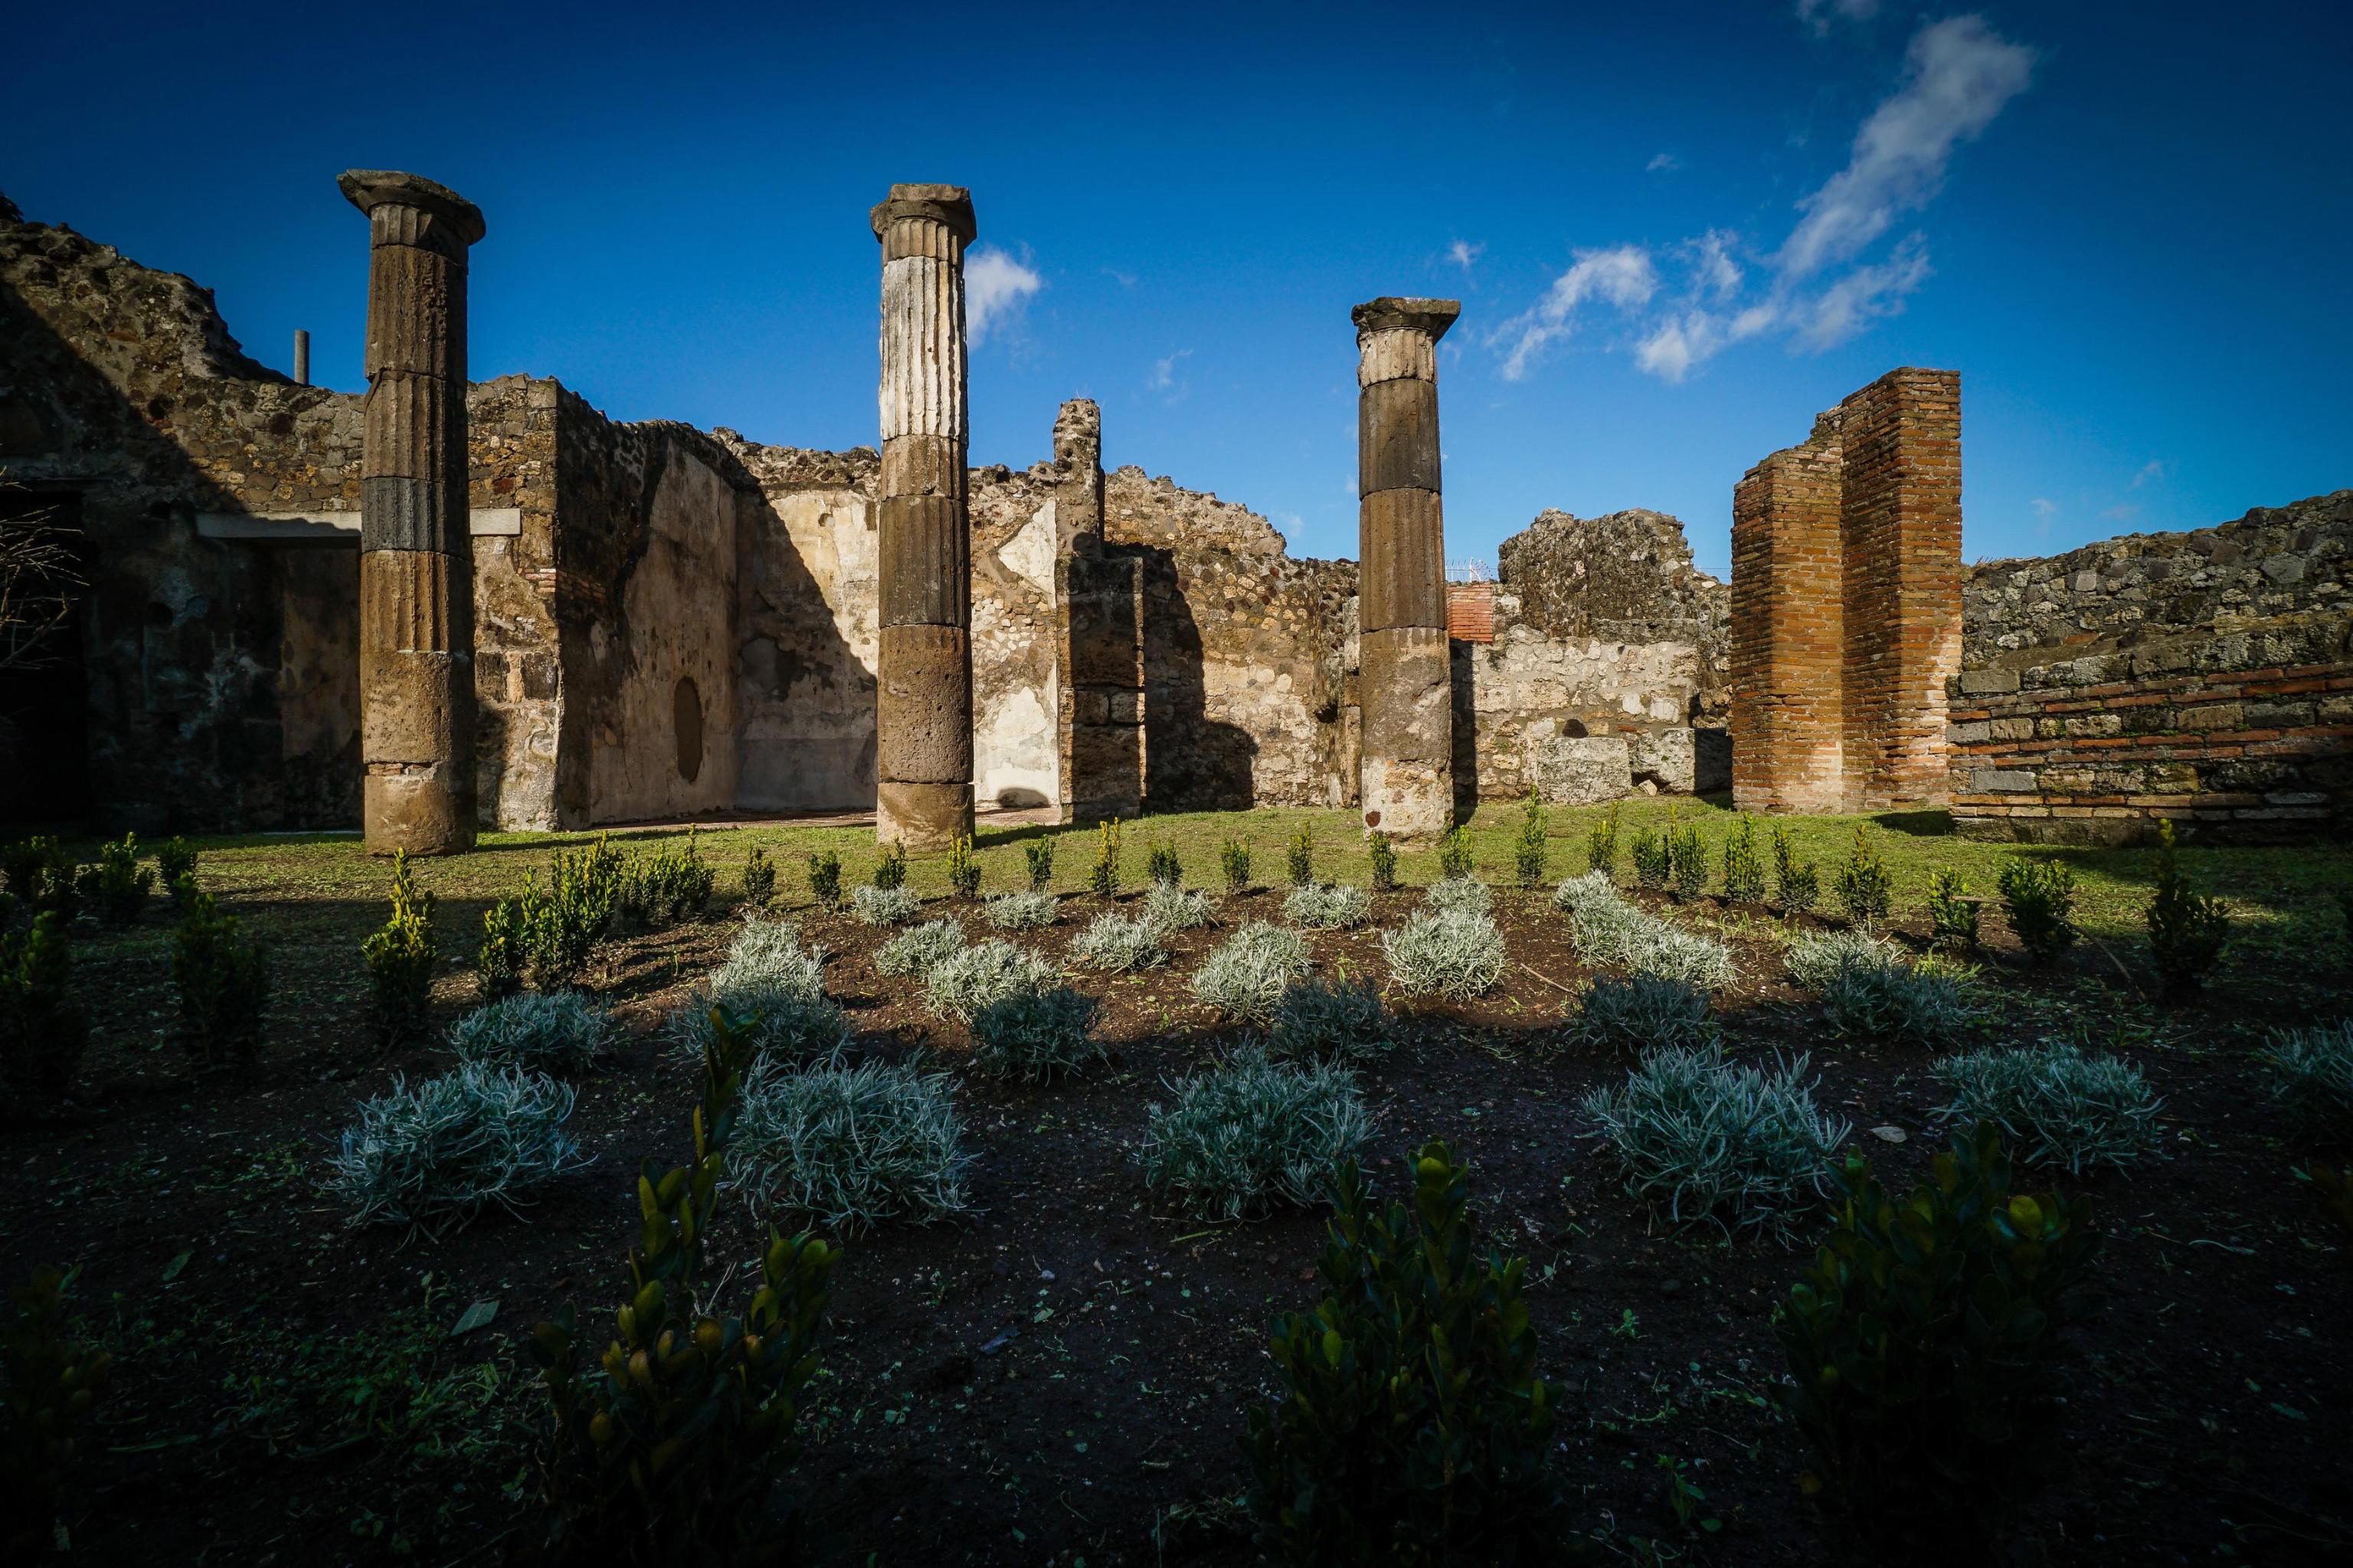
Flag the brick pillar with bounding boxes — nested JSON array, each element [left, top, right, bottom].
[[1054, 398, 1145, 823], [1838, 368, 1963, 810], [1730, 441, 1845, 813], [1353, 296, 1460, 840], [341, 169, 485, 856], [872, 184, 976, 850]]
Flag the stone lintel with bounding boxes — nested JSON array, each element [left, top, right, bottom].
[[871, 183, 976, 243], [338, 169, 486, 246], [1350, 296, 1461, 342]]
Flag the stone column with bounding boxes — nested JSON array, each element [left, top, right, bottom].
[[1353, 296, 1460, 839], [340, 169, 485, 856], [872, 183, 976, 850], [1054, 398, 1146, 822]]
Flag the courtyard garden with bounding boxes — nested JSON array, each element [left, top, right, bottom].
[[2, 797, 2350, 1565]]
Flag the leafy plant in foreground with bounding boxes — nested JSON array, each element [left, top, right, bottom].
[[1833, 825, 1892, 928], [741, 846, 778, 910], [1721, 814, 1765, 905], [1438, 826, 1476, 881], [3, 835, 76, 919], [362, 849, 440, 1046], [1147, 840, 1183, 887], [849, 884, 921, 927], [1089, 818, 1123, 899], [528, 1009, 838, 1566], [327, 1063, 587, 1237], [1266, 977, 1390, 1066], [2145, 820, 2228, 998], [172, 883, 269, 1070], [156, 836, 199, 902], [1381, 907, 1507, 1000], [1284, 882, 1371, 931], [0, 912, 87, 1102], [449, 990, 616, 1075], [1514, 790, 1550, 890], [872, 840, 908, 892], [970, 987, 1105, 1082], [1630, 828, 1670, 893], [2256, 1020, 2353, 1126], [617, 827, 715, 930], [1024, 836, 1054, 892], [985, 889, 1059, 931], [1220, 836, 1252, 895], [477, 895, 527, 1000], [1586, 800, 1622, 879], [875, 918, 967, 980], [728, 1056, 973, 1232], [1770, 823, 1818, 915], [924, 940, 1058, 1023], [1367, 831, 1398, 892], [3, 1265, 114, 1560], [80, 831, 154, 924], [1998, 858, 2078, 965], [1070, 911, 1167, 973], [1786, 929, 1975, 1046], [1286, 823, 1317, 889], [1141, 882, 1213, 934], [947, 833, 981, 901], [1566, 974, 1713, 1056], [807, 850, 844, 914], [1665, 810, 1707, 901], [1245, 1141, 1559, 1566], [1774, 1124, 2102, 1551], [1193, 922, 1313, 1025], [1927, 869, 1979, 951]]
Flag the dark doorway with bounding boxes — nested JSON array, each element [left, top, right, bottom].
[[0, 487, 89, 827]]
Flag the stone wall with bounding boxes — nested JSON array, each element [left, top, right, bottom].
[[0, 208, 565, 832], [1468, 509, 1730, 805], [1949, 490, 2353, 843]]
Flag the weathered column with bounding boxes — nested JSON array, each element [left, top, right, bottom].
[[872, 183, 976, 849], [340, 169, 485, 856], [1054, 398, 1146, 823], [1353, 296, 1460, 839]]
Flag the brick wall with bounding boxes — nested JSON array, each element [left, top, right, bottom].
[[1949, 489, 2351, 843], [1730, 367, 1962, 815]]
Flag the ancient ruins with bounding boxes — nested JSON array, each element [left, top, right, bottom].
[[0, 178, 2344, 845]]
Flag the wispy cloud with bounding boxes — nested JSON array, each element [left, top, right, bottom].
[[2129, 459, 2167, 489], [966, 246, 1042, 344], [1149, 348, 1193, 399], [1796, 0, 1880, 38], [1645, 152, 1682, 173], [2031, 497, 2058, 519], [1491, 14, 2034, 384], [1491, 244, 1657, 381], [2103, 503, 2141, 522], [1445, 239, 1484, 274]]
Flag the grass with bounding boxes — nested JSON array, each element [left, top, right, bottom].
[[36, 801, 2350, 1031]]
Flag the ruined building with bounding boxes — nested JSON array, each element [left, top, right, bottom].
[[1, 183, 2344, 843]]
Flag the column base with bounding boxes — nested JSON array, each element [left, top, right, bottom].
[[1359, 626, 1455, 840], [879, 780, 974, 852], [365, 765, 475, 856]]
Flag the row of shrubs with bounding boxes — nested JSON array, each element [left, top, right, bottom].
[[2, 831, 196, 928]]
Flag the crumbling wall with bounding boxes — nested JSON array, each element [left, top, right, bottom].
[[0, 208, 565, 831], [1466, 509, 1730, 804], [970, 463, 1061, 810], [1950, 490, 2353, 843], [1105, 467, 1355, 810]]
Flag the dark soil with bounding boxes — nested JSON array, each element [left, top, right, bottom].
[[5, 880, 2349, 1566]]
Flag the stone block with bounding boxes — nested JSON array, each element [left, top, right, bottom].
[[1533, 735, 1632, 806], [1359, 627, 1451, 764], [880, 434, 967, 501], [877, 779, 971, 853], [1357, 377, 1441, 496], [879, 495, 970, 627], [365, 762, 473, 856], [1972, 768, 2037, 792], [1628, 727, 1697, 793], [1959, 667, 2021, 695], [1358, 487, 1445, 632]]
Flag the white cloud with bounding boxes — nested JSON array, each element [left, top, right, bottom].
[[966, 246, 1042, 344], [1492, 244, 1657, 381], [2129, 459, 2167, 489], [2103, 503, 2142, 522], [1796, 0, 1880, 38], [1446, 239, 1484, 273], [1646, 152, 1682, 172], [2031, 497, 2058, 518], [1491, 15, 2032, 385], [1149, 348, 1192, 394], [1778, 16, 2035, 281]]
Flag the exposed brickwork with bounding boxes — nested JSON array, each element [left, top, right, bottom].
[[1445, 581, 1494, 643], [1730, 367, 1962, 815], [1950, 489, 2351, 843]]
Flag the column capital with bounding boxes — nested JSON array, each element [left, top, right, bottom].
[[871, 183, 976, 244], [1351, 296, 1461, 342], [338, 170, 486, 247]]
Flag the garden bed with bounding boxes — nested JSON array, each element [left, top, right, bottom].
[[3, 804, 2349, 1564]]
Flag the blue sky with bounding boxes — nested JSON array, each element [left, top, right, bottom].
[[5, 0, 2346, 577]]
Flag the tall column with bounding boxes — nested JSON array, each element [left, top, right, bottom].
[[872, 183, 976, 850], [340, 169, 485, 856], [1353, 296, 1460, 839]]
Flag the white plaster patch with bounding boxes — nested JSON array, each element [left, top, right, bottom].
[[976, 685, 1059, 809], [1000, 501, 1057, 598]]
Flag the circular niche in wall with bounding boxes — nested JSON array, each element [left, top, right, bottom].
[[674, 676, 704, 784], [1561, 718, 1589, 738]]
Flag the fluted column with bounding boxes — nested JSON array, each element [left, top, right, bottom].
[[341, 169, 485, 856], [872, 183, 977, 849], [1353, 296, 1460, 840]]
